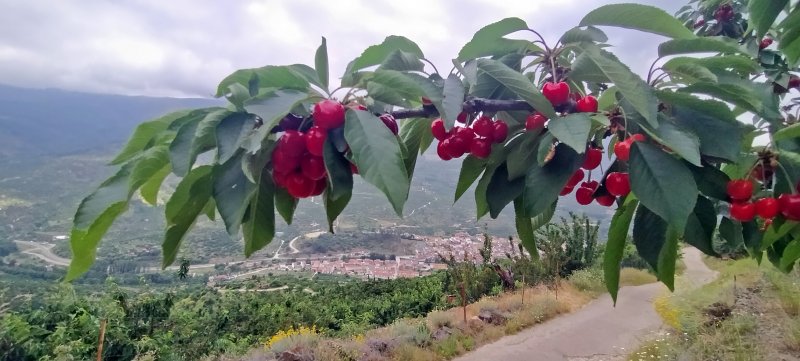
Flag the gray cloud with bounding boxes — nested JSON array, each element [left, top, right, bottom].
[[0, 0, 683, 97]]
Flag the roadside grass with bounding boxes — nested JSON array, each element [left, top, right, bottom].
[[629, 257, 800, 361], [239, 268, 652, 361]]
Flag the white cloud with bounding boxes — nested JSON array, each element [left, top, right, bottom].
[[0, 0, 683, 97]]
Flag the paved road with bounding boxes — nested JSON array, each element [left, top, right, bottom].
[[454, 248, 717, 361]]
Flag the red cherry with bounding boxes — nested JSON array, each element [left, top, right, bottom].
[[311, 178, 327, 196], [447, 136, 469, 158], [755, 197, 779, 219], [789, 76, 800, 89], [567, 169, 585, 188], [305, 126, 327, 157], [582, 180, 599, 190], [525, 113, 547, 131], [730, 202, 756, 222], [726, 179, 754, 202], [437, 140, 452, 161], [350, 163, 359, 174], [312, 100, 346, 129], [576, 187, 595, 205], [779, 194, 800, 221], [614, 140, 632, 161], [301, 156, 327, 181], [379, 114, 399, 135], [285, 172, 315, 198], [492, 121, 508, 143], [542, 82, 570, 106], [456, 112, 468, 124], [629, 134, 646, 143], [472, 116, 494, 138], [347, 103, 368, 111], [576, 96, 599, 113], [431, 118, 448, 141], [582, 147, 602, 170], [596, 194, 616, 207], [759, 38, 773, 50], [273, 171, 290, 188], [421, 96, 433, 105], [455, 126, 475, 142], [606, 172, 631, 197], [560, 186, 574, 196], [271, 148, 301, 174], [278, 130, 307, 157], [470, 138, 492, 159]]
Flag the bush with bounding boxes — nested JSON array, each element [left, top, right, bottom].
[[387, 320, 431, 347], [568, 268, 604, 293]]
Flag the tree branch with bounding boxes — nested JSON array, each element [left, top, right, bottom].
[[390, 97, 535, 120]]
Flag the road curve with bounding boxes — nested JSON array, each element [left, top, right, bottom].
[[454, 248, 717, 361]]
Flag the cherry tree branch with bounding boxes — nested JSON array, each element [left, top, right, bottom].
[[389, 97, 535, 120]]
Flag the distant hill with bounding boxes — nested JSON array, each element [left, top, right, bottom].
[[0, 84, 220, 158]]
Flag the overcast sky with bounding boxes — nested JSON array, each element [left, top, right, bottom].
[[0, 1, 683, 98]]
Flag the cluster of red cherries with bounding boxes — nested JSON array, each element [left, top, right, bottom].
[[727, 178, 800, 226], [270, 100, 400, 199], [432, 115, 508, 160]]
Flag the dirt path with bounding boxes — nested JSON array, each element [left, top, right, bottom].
[[454, 248, 717, 361], [13, 241, 71, 267]]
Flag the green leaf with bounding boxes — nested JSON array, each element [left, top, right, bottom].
[[663, 63, 718, 83], [657, 37, 744, 57], [597, 86, 619, 111], [399, 118, 432, 180], [774, 123, 800, 141], [654, 120, 702, 166], [162, 165, 213, 267], [216, 65, 310, 98], [216, 113, 255, 164], [322, 137, 353, 202], [656, 90, 737, 123], [368, 70, 444, 116], [662, 56, 758, 76], [139, 164, 170, 206], [657, 226, 679, 291], [344, 110, 410, 216], [669, 105, 745, 162], [629, 142, 698, 232], [513, 197, 541, 260], [212, 153, 257, 236], [66, 165, 135, 281], [323, 188, 351, 233], [547, 113, 592, 154], [684, 196, 719, 257], [691, 165, 731, 201], [632, 205, 668, 272], [244, 89, 310, 133], [487, 164, 525, 218], [779, 239, 800, 271], [455, 156, 487, 203], [457, 18, 531, 61], [225, 83, 251, 110], [344, 36, 424, 76], [523, 144, 583, 216], [442, 74, 465, 124], [110, 110, 192, 165], [274, 187, 298, 225], [506, 132, 540, 180], [763, 220, 800, 250], [242, 170, 275, 257], [560, 26, 608, 44], [475, 59, 557, 119], [679, 82, 766, 119], [719, 217, 745, 251], [537, 133, 555, 166], [169, 109, 229, 176], [379, 50, 425, 72], [575, 45, 658, 128], [749, 0, 788, 39], [579, 3, 696, 39], [742, 221, 764, 258], [315, 37, 329, 91], [605, 196, 639, 304], [778, 7, 800, 66]]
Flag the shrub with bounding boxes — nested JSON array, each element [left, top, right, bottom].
[[265, 325, 320, 355], [387, 319, 431, 347], [568, 267, 604, 293], [425, 310, 453, 330]]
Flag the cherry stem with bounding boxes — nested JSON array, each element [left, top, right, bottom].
[[390, 97, 535, 120]]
